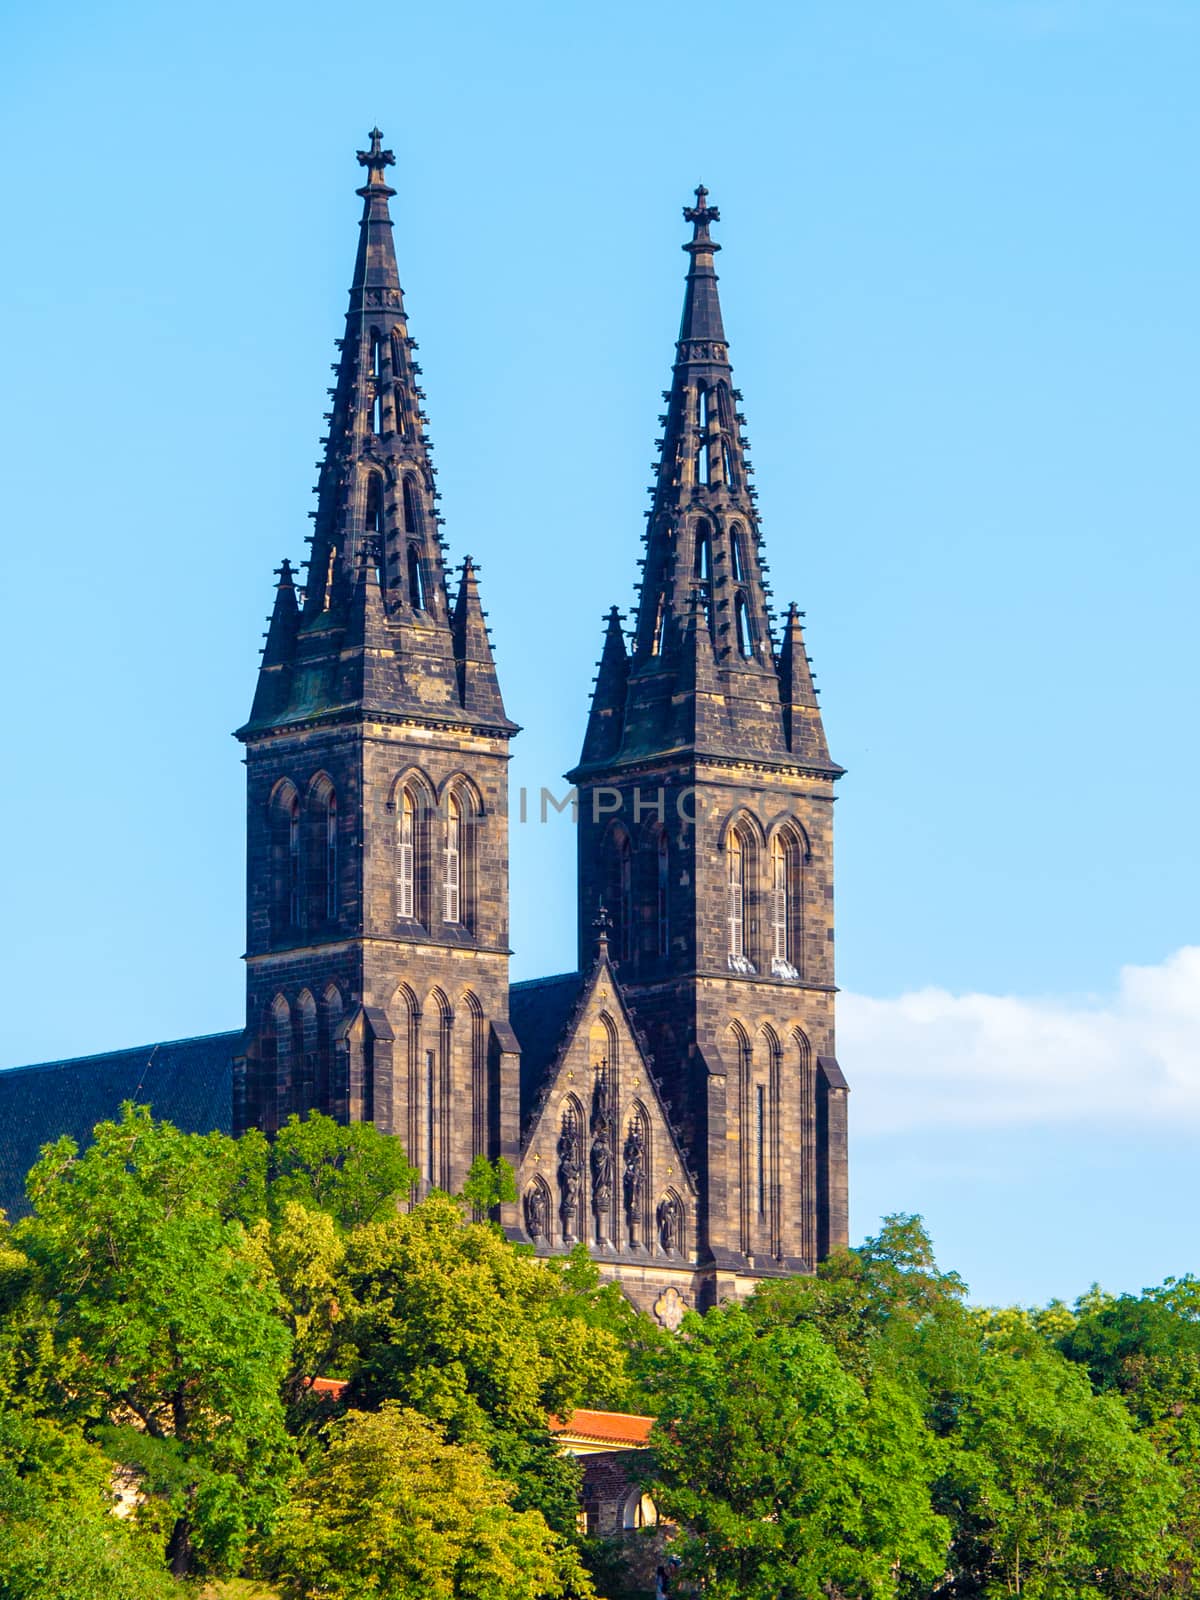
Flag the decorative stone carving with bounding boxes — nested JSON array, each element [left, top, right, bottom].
[[658, 1192, 682, 1255], [653, 1285, 687, 1333], [590, 1124, 613, 1220], [557, 1111, 583, 1240], [525, 1183, 549, 1241], [623, 1121, 646, 1247]]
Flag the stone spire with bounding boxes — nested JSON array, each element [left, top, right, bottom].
[[240, 133, 513, 736], [573, 188, 837, 775]]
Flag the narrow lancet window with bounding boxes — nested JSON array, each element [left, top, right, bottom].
[[728, 831, 745, 959], [324, 792, 338, 920], [407, 544, 426, 610], [756, 1083, 767, 1217], [444, 794, 462, 923], [771, 836, 788, 963], [288, 796, 302, 928], [656, 830, 669, 957], [735, 592, 753, 658], [398, 790, 416, 919], [402, 477, 420, 535], [365, 474, 384, 534], [730, 526, 745, 582]]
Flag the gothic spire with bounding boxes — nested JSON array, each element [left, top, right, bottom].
[[240, 134, 515, 737], [573, 189, 837, 775], [301, 130, 450, 626]]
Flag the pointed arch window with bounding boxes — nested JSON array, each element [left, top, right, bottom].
[[407, 544, 426, 610], [723, 440, 735, 486], [402, 477, 420, 535], [756, 1082, 767, 1216], [324, 791, 339, 920], [769, 831, 804, 979], [728, 830, 746, 961], [730, 526, 746, 583], [370, 332, 384, 434], [735, 592, 753, 658], [444, 793, 463, 924], [694, 520, 713, 633], [606, 829, 633, 962], [696, 385, 711, 485], [656, 829, 670, 957], [397, 790, 417, 920], [651, 594, 666, 656], [288, 795, 302, 929], [770, 836, 789, 964], [365, 474, 384, 534]]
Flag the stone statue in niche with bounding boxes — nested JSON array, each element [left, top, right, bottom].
[[590, 1066, 614, 1241], [590, 1124, 614, 1228], [623, 1122, 647, 1247], [557, 1112, 583, 1241], [525, 1183, 549, 1241], [658, 1192, 682, 1255]]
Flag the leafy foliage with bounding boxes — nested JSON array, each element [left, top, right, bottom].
[[265, 1402, 591, 1600], [1, 1114, 1197, 1600], [642, 1305, 949, 1599], [13, 1105, 294, 1577], [269, 1113, 417, 1231]]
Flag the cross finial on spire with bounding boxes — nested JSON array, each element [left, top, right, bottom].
[[683, 183, 720, 246], [356, 128, 396, 190]]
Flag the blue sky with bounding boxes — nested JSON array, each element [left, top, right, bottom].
[[1, 0, 1196, 1306]]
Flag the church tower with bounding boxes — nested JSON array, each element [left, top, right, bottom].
[[568, 191, 849, 1299], [236, 134, 521, 1203]]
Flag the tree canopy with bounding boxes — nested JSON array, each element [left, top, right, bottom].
[[0, 1115, 1195, 1600]]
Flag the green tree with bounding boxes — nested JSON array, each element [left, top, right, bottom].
[[938, 1343, 1178, 1599], [1058, 1278, 1200, 1596], [749, 1213, 969, 1383], [642, 1305, 949, 1600], [338, 1192, 632, 1533], [265, 1402, 592, 1600], [15, 1105, 294, 1578], [0, 1404, 185, 1600], [459, 1154, 518, 1214], [269, 1112, 417, 1231]]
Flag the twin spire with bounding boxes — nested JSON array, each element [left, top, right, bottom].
[[243, 133, 509, 735], [577, 186, 838, 776], [246, 140, 835, 780]]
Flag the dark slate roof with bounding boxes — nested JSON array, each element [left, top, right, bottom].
[[0, 1032, 238, 1221], [509, 973, 583, 1120]]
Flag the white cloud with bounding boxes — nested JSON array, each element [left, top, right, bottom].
[[841, 947, 1200, 1135]]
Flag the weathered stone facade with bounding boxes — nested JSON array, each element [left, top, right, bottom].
[[235, 133, 521, 1213], [236, 138, 849, 1318]]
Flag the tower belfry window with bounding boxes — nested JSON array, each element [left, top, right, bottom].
[[444, 794, 462, 923], [398, 790, 416, 919], [728, 831, 745, 960], [325, 791, 338, 920], [771, 836, 788, 963], [656, 830, 669, 957], [696, 386, 711, 486], [288, 797, 302, 928]]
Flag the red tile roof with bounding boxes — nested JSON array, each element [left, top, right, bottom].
[[548, 1408, 655, 1447]]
